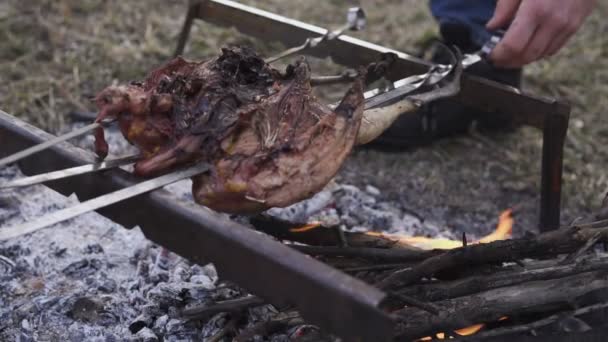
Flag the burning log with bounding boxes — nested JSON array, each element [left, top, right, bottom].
[[376, 222, 608, 289], [256, 211, 608, 340], [393, 270, 608, 340]]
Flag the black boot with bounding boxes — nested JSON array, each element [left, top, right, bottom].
[[368, 22, 521, 149]]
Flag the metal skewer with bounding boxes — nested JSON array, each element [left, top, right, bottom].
[[0, 120, 112, 169], [363, 31, 504, 109], [0, 162, 210, 241], [265, 7, 366, 63], [0, 154, 140, 190]]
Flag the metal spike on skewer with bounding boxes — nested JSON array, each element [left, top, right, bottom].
[[265, 7, 366, 63], [0, 154, 140, 190], [0, 120, 113, 169], [0, 162, 210, 241]]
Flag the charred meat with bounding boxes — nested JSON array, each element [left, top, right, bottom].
[[93, 47, 365, 214]]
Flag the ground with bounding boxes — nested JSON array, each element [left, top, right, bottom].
[[0, 0, 608, 339]]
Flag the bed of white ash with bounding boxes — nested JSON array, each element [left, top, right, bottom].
[[0, 125, 472, 341]]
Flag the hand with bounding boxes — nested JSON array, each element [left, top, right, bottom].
[[486, 0, 596, 68]]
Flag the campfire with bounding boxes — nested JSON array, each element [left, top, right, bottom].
[[367, 209, 514, 250], [4, 1, 606, 342]]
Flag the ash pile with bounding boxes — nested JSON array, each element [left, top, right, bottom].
[[0, 125, 434, 342]]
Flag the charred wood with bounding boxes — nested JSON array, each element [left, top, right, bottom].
[[290, 245, 438, 262], [465, 302, 608, 341], [398, 256, 608, 303], [394, 270, 608, 340], [249, 214, 421, 249], [181, 295, 264, 320], [378, 224, 608, 289], [235, 311, 304, 342]]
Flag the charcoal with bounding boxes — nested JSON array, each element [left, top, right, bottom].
[[53, 247, 68, 257], [200, 313, 228, 339], [364, 184, 381, 197], [62, 259, 103, 278], [146, 283, 187, 308], [129, 313, 154, 334], [32, 295, 60, 311], [172, 264, 191, 282], [84, 244, 104, 254], [97, 277, 117, 293], [136, 259, 151, 279], [141, 304, 164, 317], [0, 244, 30, 259], [0, 255, 15, 276], [164, 318, 201, 341], [148, 269, 170, 284], [248, 304, 279, 323], [67, 296, 105, 323], [0, 204, 19, 223], [13, 298, 40, 319], [0, 165, 18, 178], [133, 327, 159, 342], [152, 314, 169, 334], [97, 311, 120, 327]]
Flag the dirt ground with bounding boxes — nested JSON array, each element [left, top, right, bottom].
[[1, 0, 607, 235]]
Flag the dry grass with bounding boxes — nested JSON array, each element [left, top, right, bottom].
[[1, 0, 607, 229]]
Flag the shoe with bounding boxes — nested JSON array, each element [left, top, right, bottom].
[[366, 22, 521, 150]]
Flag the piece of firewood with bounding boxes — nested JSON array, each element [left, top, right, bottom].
[[393, 270, 608, 341], [378, 223, 608, 289]]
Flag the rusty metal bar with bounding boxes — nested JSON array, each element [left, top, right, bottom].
[[539, 104, 570, 231], [174, 0, 571, 229], [0, 110, 394, 342]]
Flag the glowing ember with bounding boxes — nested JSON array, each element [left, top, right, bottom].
[[289, 222, 322, 233], [367, 209, 514, 250], [455, 323, 485, 336]]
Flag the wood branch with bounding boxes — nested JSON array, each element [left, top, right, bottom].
[[181, 295, 264, 320], [398, 256, 608, 302], [393, 270, 608, 341], [249, 214, 424, 250], [466, 302, 608, 341], [235, 311, 303, 342], [290, 245, 438, 262], [341, 263, 411, 273], [208, 313, 242, 342], [378, 225, 608, 289]]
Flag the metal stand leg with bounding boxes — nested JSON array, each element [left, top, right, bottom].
[[539, 102, 570, 231], [174, 0, 202, 57]]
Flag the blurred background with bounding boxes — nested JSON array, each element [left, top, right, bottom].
[[1, 0, 607, 233]]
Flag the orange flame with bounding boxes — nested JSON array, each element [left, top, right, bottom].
[[393, 210, 514, 340], [291, 211, 514, 339], [289, 222, 322, 233], [367, 209, 513, 250], [455, 323, 485, 336]]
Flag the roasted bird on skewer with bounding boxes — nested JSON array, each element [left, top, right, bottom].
[[93, 46, 366, 214]]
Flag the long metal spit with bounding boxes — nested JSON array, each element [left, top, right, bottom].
[[0, 110, 394, 342], [175, 0, 571, 231]]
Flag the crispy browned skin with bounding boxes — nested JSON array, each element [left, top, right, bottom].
[[93, 47, 365, 214]]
